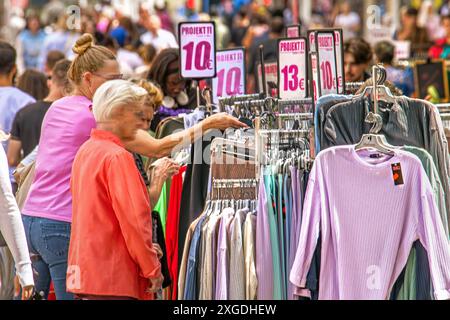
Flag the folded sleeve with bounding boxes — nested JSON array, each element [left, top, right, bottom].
[[107, 151, 161, 279], [289, 163, 322, 291], [0, 146, 33, 287]]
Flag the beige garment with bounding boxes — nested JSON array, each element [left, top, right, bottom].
[[178, 214, 202, 300], [198, 212, 221, 300], [229, 209, 247, 300], [196, 214, 209, 298], [15, 161, 36, 211], [244, 213, 257, 300]]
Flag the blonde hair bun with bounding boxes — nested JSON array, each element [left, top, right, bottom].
[[73, 33, 95, 55]]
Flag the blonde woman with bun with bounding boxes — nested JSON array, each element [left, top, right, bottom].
[[21, 34, 245, 300]]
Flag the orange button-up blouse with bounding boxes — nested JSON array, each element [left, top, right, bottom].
[[67, 129, 161, 300]]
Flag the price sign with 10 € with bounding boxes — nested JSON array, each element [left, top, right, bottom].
[[317, 32, 338, 96], [179, 21, 216, 79], [277, 38, 308, 100], [212, 48, 246, 104]]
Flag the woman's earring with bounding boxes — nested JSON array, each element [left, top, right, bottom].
[[176, 90, 189, 106]]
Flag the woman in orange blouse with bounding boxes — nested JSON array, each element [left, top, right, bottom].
[[68, 80, 164, 300]]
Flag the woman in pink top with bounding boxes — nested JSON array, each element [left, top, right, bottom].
[[21, 34, 245, 300]]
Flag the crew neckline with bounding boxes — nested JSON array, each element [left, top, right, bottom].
[[351, 146, 401, 170]]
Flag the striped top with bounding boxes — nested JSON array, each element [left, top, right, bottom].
[[289, 145, 450, 300]]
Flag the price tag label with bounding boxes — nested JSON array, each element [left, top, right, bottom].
[[308, 31, 316, 52], [334, 30, 345, 94], [310, 52, 319, 102], [286, 25, 301, 38], [212, 48, 246, 104], [394, 41, 411, 61], [317, 32, 338, 96], [257, 61, 278, 97], [277, 38, 307, 100], [179, 21, 216, 79]]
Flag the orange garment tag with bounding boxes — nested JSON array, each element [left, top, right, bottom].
[[391, 163, 404, 186]]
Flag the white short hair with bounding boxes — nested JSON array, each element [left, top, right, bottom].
[[92, 80, 148, 122]]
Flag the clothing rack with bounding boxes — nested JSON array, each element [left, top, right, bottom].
[[345, 82, 364, 94], [218, 93, 265, 112], [210, 137, 256, 161], [276, 98, 313, 107], [212, 178, 258, 189]]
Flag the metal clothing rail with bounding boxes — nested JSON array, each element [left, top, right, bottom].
[[276, 97, 313, 106], [212, 178, 258, 189], [219, 93, 265, 106]]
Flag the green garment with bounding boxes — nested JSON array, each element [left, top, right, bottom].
[[277, 173, 287, 300], [154, 181, 168, 235], [397, 146, 449, 300], [264, 169, 283, 300], [404, 146, 449, 236]]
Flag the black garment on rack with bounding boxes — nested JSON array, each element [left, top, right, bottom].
[[177, 129, 223, 270], [152, 211, 172, 288], [133, 153, 171, 288]]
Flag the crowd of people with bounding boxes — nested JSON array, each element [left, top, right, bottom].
[[0, 0, 449, 300]]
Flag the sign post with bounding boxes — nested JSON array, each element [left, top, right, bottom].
[[212, 48, 246, 104], [277, 38, 308, 100], [179, 21, 217, 79]]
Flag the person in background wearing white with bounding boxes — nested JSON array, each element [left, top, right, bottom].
[[333, 1, 361, 40], [37, 14, 80, 72], [140, 15, 178, 52], [418, 0, 446, 41], [0, 132, 34, 300]]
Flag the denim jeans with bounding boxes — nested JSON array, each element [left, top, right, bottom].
[[22, 215, 73, 300]]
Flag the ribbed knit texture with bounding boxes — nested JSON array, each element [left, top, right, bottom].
[[289, 145, 450, 300]]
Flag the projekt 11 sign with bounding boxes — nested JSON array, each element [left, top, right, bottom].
[[212, 48, 246, 103], [316, 32, 338, 96], [277, 38, 308, 100], [179, 21, 216, 79]]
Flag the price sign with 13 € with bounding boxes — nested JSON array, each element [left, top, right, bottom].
[[179, 21, 216, 79], [212, 48, 246, 103], [277, 38, 308, 100], [317, 32, 338, 96]]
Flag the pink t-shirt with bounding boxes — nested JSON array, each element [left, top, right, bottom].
[[22, 96, 95, 223]]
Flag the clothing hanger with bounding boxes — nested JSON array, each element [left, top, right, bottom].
[[355, 66, 397, 155], [355, 64, 396, 104]]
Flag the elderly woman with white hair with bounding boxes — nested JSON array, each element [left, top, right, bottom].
[[68, 80, 165, 300]]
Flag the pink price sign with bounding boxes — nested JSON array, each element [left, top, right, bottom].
[[286, 25, 301, 38], [308, 31, 316, 52], [311, 53, 319, 102], [277, 38, 307, 100], [257, 61, 278, 97], [212, 48, 246, 103], [179, 21, 216, 79], [317, 32, 338, 96], [334, 30, 345, 94]]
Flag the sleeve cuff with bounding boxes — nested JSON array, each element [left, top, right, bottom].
[[16, 263, 34, 287], [434, 289, 450, 300]]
